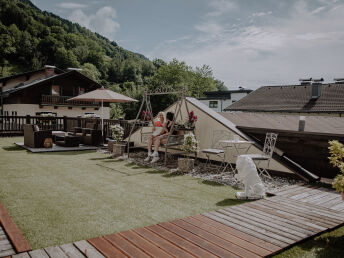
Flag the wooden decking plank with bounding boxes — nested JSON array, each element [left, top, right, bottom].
[[193, 215, 280, 253], [73, 240, 105, 258], [300, 191, 333, 203], [0, 202, 31, 253], [0, 250, 16, 257], [60, 243, 85, 258], [104, 233, 150, 258], [88, 237, 126, 258], [28, 249, 50, 258], [270, 184, 304, 195], [12, 253, 30, 258], [44, 246, 68, 258], [280, 185, 319, 198], [270, 197, 344, 223], [184, 216, 271, 257], [277, 196, 344, 219], [259, 199, 336, 228], [159, 222, 240, 258], [216, 210, 298, 243], [312, 193, 342, 205], [331, 202, 344, 211], [321, 196, 344, 209], [0, 243, 12, 252], [134, 227, 194, 258], [119, 230, 173, 258], [230, 205, 313, 237], [146, 224, 217, 257], [203, 212, 288, 247], [171, 219, 261, 258], [245, 202, 320, 233]]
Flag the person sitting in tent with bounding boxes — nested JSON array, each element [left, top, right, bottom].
[[144, 112, 165, 162], [150, 111, 175, 163]]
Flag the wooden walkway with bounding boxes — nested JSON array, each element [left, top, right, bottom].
[[5, 184, 344, 258], [0, 224, 15, 257]]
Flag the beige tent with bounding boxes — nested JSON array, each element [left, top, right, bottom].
[[68, 87, 137, 137]]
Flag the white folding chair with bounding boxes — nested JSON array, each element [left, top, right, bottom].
[[246, 133, 278, 180], [201, 130, 232, 169]]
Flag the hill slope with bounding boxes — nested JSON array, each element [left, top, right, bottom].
[[0, 0, 155, 84]]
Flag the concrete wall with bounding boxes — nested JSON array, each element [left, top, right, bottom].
[[128, 98, 293, 174], [3, 104, 110, 118]]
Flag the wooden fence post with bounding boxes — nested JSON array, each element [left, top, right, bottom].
[[63, 116, 67, 132], [26, 115, 31, 124]]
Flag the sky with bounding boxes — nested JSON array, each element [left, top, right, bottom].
[[31, 0, 344, 89]]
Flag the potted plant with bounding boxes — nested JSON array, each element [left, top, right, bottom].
[[329, 140, 344, 200], [178, 132, 198, 173], [111, 124, 125, 157]]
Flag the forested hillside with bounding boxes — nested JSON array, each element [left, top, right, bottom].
[[0, 0, 226, 118]]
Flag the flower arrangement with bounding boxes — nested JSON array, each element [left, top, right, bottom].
[[328, 140, 344, 196], [141, 110, 151, 121], [185, 110, 197, 128], [182, 132, 198, 154], [111, 124, 124, 142]]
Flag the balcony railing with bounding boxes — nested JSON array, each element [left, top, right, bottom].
[[41, 95, 100, 107]]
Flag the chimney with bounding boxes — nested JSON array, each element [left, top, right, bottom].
[[299, 78, 312, 85], [44, 65, 56, 77], [334, 78, 344, 84], [311, 78, 323, 100]]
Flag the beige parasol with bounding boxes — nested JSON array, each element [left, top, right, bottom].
[[68, 87, 137, 138]]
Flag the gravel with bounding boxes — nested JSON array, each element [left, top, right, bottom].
[[107, 150, 303, 192]]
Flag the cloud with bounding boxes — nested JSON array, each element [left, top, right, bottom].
[[206, 0, 236, 17], [56, 2, 88, 9], [69, 6, 120, 40], [147, 0, 344, 89]]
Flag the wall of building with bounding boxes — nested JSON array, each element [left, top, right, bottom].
[[128, 99, 293, 174], [3, 104, 110, 118], [199, 92, 250, 112]]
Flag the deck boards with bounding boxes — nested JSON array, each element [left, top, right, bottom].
[[6, 184, 344, 258]]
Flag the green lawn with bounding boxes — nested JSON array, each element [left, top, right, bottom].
[[1, 137, 343, 257], [0, 137, 242, 249]]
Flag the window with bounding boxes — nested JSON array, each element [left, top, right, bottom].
[[76, 87, 85, 95], [11, 111, 17, 116], [4, 111, 9, 116], [51, 85, 60, 96], [209, 101, 218, 108]]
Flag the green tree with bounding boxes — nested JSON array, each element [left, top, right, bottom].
[[81, 63, 101, 81]]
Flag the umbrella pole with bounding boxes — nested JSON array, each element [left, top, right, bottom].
[[101, 99, 104, 142]]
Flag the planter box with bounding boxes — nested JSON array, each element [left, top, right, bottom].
[[112, 143, 126, 157], [178, 158, 194, 173]]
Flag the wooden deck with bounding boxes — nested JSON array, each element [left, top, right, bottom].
[[5, 184, 344, 258]]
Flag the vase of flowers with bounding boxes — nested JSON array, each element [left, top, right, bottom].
[[178, 133, 198, 173], [185, 110, 197, 129], [329, 140, 344, 200], [111, 124, 125, 157], [141, 110, 151, 126]]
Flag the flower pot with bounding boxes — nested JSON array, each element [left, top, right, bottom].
[[107, 139, 115, 152], [112, 143, 126, 157], [178, 158, 194, 173]]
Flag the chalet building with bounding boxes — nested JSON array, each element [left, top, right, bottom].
[[0, 66, 110, 118], [198, 88, 252, 112], [224, 79, 344, 116]]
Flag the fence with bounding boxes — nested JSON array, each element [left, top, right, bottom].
[[0, 115, 136, 139]]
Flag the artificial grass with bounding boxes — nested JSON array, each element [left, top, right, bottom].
[[0, 137, 242, 249]]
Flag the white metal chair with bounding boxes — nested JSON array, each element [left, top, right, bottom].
[[246, 133, 278, 180], [201, 130, 232, 169]]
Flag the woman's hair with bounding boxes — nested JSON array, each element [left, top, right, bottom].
[[157, 111, 165, 119], [166, 112, 174, 121]]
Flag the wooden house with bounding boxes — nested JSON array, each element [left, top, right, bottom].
[[0, 66, 110, 118]]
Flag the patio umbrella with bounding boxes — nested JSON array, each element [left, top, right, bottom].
[[68, 86, 137, 138]]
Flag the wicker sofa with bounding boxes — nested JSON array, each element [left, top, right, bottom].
[[24, 124, 52, 148]]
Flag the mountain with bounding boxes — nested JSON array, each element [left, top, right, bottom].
[[0, 0, 155, 84]]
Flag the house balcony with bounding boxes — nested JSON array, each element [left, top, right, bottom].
[[41, 95, 100, 108]]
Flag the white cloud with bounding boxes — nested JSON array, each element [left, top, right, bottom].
[[57, 2, 88, 9], [69, 6, 120, 40], [206, 0, 236, 17], [147, 0, 344, 89]]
